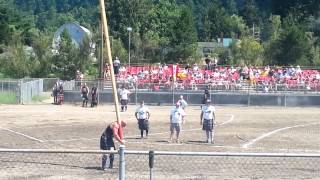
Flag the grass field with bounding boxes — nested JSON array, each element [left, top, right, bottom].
[[0, 92, 17, 104], [0, 104, 319, 179]]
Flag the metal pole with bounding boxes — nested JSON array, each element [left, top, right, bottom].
[[128, 32, 131, 68], [149, 150, 155, 180], [119, 145, 125, 180], [99, 0, 121, 123]]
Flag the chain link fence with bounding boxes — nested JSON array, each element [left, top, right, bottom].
[[1, 147, 320, 180]]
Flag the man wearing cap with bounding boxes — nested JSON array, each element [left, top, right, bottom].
[[200, 99, 216, 144], [135, 101, 150, 138], [100, 121, 126, 170], [169, 103, 186, 143]]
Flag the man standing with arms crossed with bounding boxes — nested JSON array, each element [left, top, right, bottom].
[[169, 103, 186, 143], [100, 121, 126, 170], [135, 101, 150, 139], [200, 99, 216, 144], [118, 86, 131, 112]]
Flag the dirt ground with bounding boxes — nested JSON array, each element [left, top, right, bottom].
[[0, 103, 320, 179]]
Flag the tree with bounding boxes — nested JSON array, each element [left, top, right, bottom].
[[52, 29, 79, 80], [230, 37, 263, 65], [240, 0, 260, 26], [267, 16, 313, 65], [31, 32, 52, 77]]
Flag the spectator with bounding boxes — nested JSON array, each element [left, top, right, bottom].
[[202, 88, 210, 105], [113, 57, 121, 76], [52, 81, 59, 104]]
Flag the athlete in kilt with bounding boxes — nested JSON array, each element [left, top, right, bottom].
[[81, 83, 89, 107], [100, 121, 126, 170], [200, 99, 216, 144], [90, 86, 98, 107], [135, 101, 150, 138], [169, 103, 186, 143], [118, 86, 131, 112]]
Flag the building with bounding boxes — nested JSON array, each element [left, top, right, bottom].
[[197, 38, 237, 57], [52, 22, 95, 54]]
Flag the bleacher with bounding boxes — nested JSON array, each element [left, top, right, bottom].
[[104, 64, 320, 92]]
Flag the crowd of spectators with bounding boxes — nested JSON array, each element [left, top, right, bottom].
[[106, 63, 320, 92]]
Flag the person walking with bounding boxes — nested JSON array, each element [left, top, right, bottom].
[[200, 99, 216, 144], [100, 121, 126, 170], [135, 101, 150, 139], [169, 103, 186, 143], [90, 86, 98, 107], [118, 86, 131, 112], [81, 83, 89, 107]]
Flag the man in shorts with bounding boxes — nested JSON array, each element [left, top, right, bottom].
[[100, 121, 126, 170], [135, 101, 150, 138], [118, 86, 131, 112], [200, 99, 216, 144], [169, 103, 186, 143]]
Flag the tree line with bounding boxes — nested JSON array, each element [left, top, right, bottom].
[[0, 0, 320, 79]]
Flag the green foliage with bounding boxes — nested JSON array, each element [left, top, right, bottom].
[[0, 92, 17, 104], [230, 37, 263, 65], [1, 0, 320, 79]]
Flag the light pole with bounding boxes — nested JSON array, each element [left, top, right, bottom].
[[127, 27, 132, 67]]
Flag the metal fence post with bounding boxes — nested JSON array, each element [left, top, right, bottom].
[[149, 150, 155, 180], [119, 145, 125, 180]]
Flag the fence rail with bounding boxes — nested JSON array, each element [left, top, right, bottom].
[[1, 147, 320, 180]]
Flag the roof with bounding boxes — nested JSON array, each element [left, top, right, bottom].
[[52, 22, 92, 50]]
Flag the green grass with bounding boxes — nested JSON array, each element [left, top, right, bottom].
[[0, 92, 17, 104], [32, 94, 50, 103]]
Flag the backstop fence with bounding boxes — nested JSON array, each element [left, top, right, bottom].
[[1, 147, 320, 180]]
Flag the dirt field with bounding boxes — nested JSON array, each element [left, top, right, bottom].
[[0, 103, 320, 179]]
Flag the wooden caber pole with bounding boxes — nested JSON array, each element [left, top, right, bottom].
[[99, 0, 121, 123]]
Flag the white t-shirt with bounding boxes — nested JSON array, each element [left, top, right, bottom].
[[170, 107, 186, 124], [119, 89, 130, 100], [201, 105, 215, 120], [135, 106, 150, 119], [178, 99, 188, 109]]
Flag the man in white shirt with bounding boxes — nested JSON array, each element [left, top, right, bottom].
[[177, 95, 188, 110], [200, 99, 216, 144], [118, 86, 131, 112], [169, 103, 186, 143], [135, 101, 150, 138]]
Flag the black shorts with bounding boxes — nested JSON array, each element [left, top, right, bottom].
[[120, 99, 128, 106], [170, 123, 180, 132], [202, 119, 214, 131], [138, 119, 149, 130]]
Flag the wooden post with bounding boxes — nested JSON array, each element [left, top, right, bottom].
[[99, 0, 121, 123]]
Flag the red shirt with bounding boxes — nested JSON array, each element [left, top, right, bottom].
[[112, 122, 124, 142]]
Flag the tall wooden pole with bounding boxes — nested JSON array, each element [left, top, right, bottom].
[[99, 0, 120, 123]]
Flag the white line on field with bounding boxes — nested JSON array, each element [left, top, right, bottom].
[[0, 127, 44, 143], [242, 122, 320, 148], [44, 114, 235, 142]]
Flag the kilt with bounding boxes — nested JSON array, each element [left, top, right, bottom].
[[120, 99, 128, 105], [58, 94, 64, 104], [138, 119, 149, 130], [202, 119, 214, 131]]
